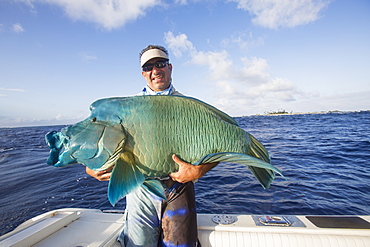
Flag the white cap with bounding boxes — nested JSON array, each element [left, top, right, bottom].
[[140, 49, 169, 67]]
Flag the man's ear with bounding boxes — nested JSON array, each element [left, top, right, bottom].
[[168, 63, 173, 73]]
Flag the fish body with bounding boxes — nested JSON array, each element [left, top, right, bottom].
[[46, 95, 282, 205]]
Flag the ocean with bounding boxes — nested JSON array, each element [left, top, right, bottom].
[[1, 111, 369, 236]]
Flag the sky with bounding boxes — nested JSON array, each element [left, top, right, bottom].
[[1, 0, 369, 127]]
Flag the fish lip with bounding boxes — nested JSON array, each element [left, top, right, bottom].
[[45, 131, 67, 166]]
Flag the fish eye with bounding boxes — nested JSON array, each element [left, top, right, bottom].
[[91, 117, 97, 122]]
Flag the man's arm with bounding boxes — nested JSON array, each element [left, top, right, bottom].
[[85, 167, 113, 181], [85, 154, 218, 183], [170, 154, 218, 183]]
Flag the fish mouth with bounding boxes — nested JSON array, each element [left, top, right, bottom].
[[45, 130, 70, 166]]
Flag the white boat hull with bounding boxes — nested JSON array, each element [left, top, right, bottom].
[[1, 208, 370, 247]]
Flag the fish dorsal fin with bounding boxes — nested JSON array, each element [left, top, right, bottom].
[[108, 152, 145, 206]]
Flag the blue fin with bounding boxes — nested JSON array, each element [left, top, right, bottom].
[[193, 152, 284, 189], [108, 152, 145, 206], [142, 180, 167, 201]]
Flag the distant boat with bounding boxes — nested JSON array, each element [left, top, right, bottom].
[[1, 208, 370, 247]]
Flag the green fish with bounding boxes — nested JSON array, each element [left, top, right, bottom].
[[46, 95, 282, 205]]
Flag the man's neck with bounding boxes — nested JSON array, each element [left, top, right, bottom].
[[141, 84, 173, 96]]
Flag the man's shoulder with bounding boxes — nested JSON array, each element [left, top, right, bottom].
[[171, 87, 184, 96]]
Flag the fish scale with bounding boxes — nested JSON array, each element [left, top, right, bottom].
[[124, 97, 245, 175]]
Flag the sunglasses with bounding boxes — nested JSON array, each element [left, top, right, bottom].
[[142, 60, 169, 72]]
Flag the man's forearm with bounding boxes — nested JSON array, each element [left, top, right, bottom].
[[170, 154, 218, 183]]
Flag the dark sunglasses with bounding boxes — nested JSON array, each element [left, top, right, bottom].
[[142, 60, 169, 72]]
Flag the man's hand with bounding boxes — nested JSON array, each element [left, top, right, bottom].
[[170, 154, 218, 183], [85, 166, 113, 181]]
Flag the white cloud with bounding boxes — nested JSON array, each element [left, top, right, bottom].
[[237, 57, 270, 84], [17, 0, 160, 30], [14, 0, 331, 30], [229, 0, 331, 29], [222, 31, 264, 51], [164, 32, 195, 57], [0, 113, 85, 127], [12, 23, 25, 33], [53, 113, 85, 122], [175, 0, 188, 4], [191, 50, 233, 80], [164, 31, 302, 115], [78, 51, 98, 61], [0, 88, 26, 92], [0, 88, 26, 97], [294, 91, 370, 113]]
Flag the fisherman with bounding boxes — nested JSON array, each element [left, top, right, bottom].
[[86, 45, 218, 247]]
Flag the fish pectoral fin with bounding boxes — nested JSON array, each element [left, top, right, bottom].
[[142, 180, 166, 201], [108, 152, 144, 206], [193, 152, 284, 189]]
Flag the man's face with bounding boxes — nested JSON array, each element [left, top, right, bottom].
[[142, 58, 172, 91]]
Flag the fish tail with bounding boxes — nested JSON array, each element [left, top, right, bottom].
[[248, 133, 270, 163], [248, 166, 275, 189], [193, 152, 283, 189], [247, 133, 281, 188]]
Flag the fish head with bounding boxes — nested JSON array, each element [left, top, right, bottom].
[[45, 98, 126, 170]]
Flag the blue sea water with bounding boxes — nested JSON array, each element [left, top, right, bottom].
[[0, 111, 370, 236]]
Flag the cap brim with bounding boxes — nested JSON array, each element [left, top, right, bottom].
[[141, 49, 169, 67]]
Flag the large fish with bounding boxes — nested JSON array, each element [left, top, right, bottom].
[[46, 95, 282, 205]]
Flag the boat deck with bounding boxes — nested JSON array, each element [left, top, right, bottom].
[[1, 208, 370, 247]]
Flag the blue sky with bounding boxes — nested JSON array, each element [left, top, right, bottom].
[[1, 0, 369, 127]]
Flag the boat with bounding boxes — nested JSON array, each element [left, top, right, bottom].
[[1, 208, 370, 247]]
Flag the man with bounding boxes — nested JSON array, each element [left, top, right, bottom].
[[86, 45, 217, 247]]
